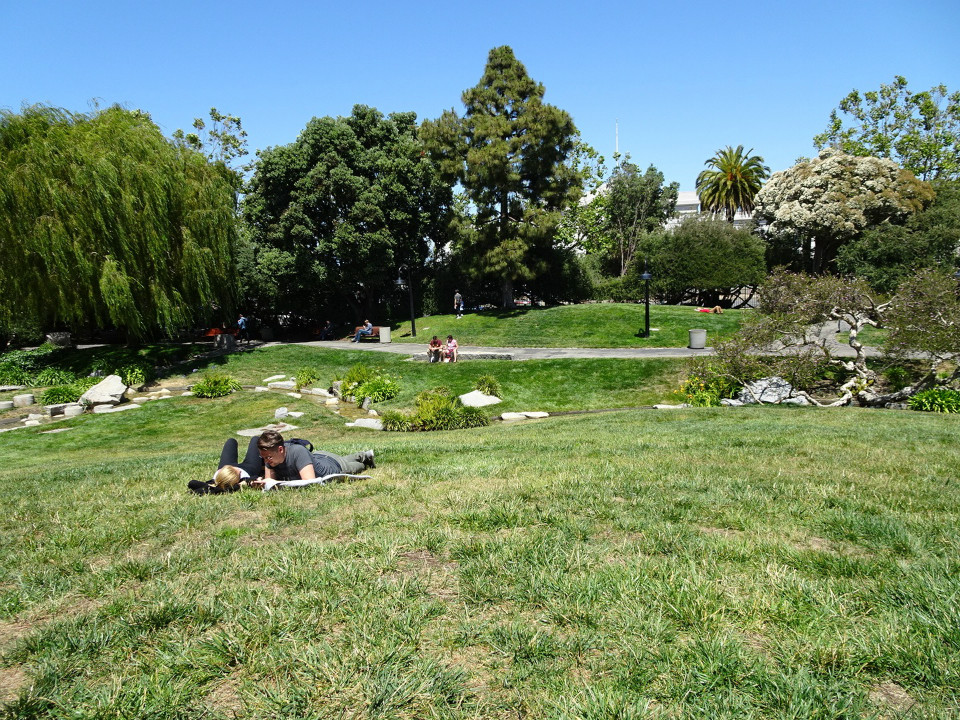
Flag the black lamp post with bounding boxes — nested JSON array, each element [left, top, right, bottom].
[[396, 269, 416, 338], [639, 260, 652, 338]]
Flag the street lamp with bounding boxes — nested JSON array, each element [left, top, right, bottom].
[[638, 260, 652, 338], [395, 269, 416, 338]]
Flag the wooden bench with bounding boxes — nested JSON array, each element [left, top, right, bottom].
[[351, 326, 381, 342]]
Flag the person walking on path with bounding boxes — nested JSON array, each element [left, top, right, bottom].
[[454, 290, 463, 319], [237, 313, 250, 344]]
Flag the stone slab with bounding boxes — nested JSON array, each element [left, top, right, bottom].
[[92, 403, 141, 414], [459, 390, 502, 407], [236, 422, 299, 437]]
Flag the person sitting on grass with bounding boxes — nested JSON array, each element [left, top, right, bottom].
[[428, 335, 443, 363], [255, 430, 376, 488], [188, 436, 265, 495], [352, 319, 374, 342], [444, 334, 458, 362]]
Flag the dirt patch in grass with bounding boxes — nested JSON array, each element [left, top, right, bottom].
[[0, 594, 104, 651], [0, 666, 28, 704], [205, 677, 244, 714], [868, 681, 915, 713]]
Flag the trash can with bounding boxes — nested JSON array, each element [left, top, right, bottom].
[[688, 328, 707, 349], [379, 326, 392, 343]]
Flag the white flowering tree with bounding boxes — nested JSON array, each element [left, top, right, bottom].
[[754, 149, 934, 273]]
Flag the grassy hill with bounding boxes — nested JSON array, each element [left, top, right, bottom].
[[0, 369, 958, 716], [387, 303, 745, 348]]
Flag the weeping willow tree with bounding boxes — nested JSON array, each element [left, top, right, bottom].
[[0, 104, 238, 341]]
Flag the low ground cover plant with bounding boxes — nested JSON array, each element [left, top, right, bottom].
[[473, 374, 502, 397], [908, 387, 960, 413], [382, 386, 489, 431], [191, 372, 242, 398], [337, 363, 400, 404]]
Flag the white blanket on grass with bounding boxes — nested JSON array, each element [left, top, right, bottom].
[[260, 473, 372, 491]]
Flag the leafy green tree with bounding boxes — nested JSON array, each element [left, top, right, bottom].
[[644, 216, 766, 306], [695, 145, 770, 223], [813, 76, 960, 180], [754, 148, 934, 273], [422, 46, 584, 306], [605, 160, 679, 276], [0, 104, 237, 341], [173, 107, 249, 189], [836, 179, 960, 293], [243, 105, 453, 321]]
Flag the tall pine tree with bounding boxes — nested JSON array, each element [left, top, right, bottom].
[[423, 46, 583, 306]]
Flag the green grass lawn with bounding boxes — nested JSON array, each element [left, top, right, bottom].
[[1, 384, 958, 717], [388, 303, 745, 348]]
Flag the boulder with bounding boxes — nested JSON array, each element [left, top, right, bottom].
[[459, 390, 502, 407], [737, 377, 795, 404], [346, 418, 383, 430], [92, 403, 141, 414], [63, 404, 84, 417], [13, 394, 35, 408], [214, 333, 236, 351], [274, 407, 289, 419], [0, 401, 15, 411], [45, 332, 74, 348], [80, 375, 128, 406]]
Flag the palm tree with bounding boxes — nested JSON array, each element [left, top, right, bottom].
[[696, 145, 770, 223]]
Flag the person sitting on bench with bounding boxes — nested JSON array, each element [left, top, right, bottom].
[[352, 319, 374, 342], [428, 335, 443, 363]]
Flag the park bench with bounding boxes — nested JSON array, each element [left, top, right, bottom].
[[351, 326, 381, 342]]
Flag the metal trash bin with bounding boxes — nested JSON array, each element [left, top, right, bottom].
[[379, 326, 392, 343], [688, 328, 707, 349]]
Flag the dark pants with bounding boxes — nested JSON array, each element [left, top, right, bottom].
[[218, 436, 264, 478]]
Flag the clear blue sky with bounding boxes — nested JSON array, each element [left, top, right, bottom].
[[4, 0, 958, 190]]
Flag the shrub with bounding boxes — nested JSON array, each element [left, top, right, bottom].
[[73, 377, 101, 393], [338, 363, 377, 398], [35, 367, 78, 386], [675, 368, 739, 407], [354, 374, 401, 404], [295, 366, 323, 391], [380, 410, 413, 432], [387, 386, 490, 432], [474, 374, 502, 398], [0, 363, 33, 385], [117, 364, 149, 388], [39, 385, 82, 404], [908, 388, 960, 413], [192, 372, 242, 399]]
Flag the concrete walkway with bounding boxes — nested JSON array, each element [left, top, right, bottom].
[[264, 321, 877, 361], [281, 339, 718, 360]]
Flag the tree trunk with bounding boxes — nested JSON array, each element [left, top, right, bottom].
[[501, 277, 514, 308]]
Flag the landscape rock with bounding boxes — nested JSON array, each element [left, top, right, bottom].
[[459, 390, 502, 407], [181, 391, 195, 397], [63, 404, 84, 417], [287, 411, 304, 418], [45, 332, 74, 348], [132, 397, 151, 405], [308, 387, 333, 397], [80, 375, 128, 406], [0, 386, 26, 392], [720, 398, 744, 407], [254, 386, 269, 392], [781, 396, 811, 406], [331, 381, 342, 397], [26, 413, 44, 421], [361, 397, 372, 410], [268, 380, 297, 390], [23, 420, 41, 426], [325, 398, 339, 405], [523, 411, 549, 419], [214, 333, 236, 351], [236, 422, 299, 437], [500, 412, 527, 421], [286, 392, 302, 399], [92, 403, 141, 414], [0, 401, 13, 411], [345, 418, 383, 430], [274, 407, 289, 419], [737, 377, 795, 404], [13, 394, 35, 408], [653, 403, 692, 409]]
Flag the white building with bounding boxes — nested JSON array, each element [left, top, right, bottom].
[[665, 191, 754, 230]]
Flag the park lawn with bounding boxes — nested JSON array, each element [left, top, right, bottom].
[[0, 399, 958, 718], [141, 344, 689, 413], [388, 303, 745, 348]]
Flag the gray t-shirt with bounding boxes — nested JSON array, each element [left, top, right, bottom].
[[272, 443, 341, 479]]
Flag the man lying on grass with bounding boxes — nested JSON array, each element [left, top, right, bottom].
[[188, 430, 375, 494]]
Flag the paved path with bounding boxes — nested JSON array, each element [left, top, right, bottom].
[[262, 321, 877, 361]]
